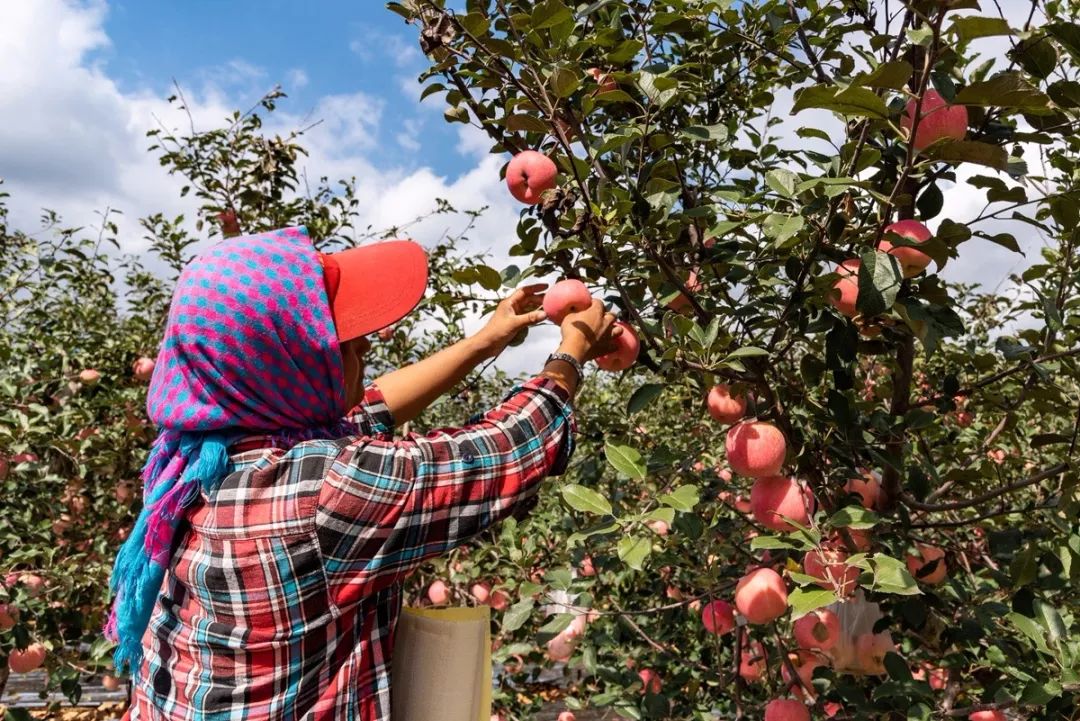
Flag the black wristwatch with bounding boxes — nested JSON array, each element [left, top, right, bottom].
[[545, 352, 585, 384]]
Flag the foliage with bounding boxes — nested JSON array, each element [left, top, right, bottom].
[[389, 0, 1080, 719]]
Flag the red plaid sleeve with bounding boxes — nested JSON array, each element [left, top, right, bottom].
[[316, 376, 575, 607]]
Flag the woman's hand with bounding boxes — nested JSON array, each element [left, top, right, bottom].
[[473, 284, 549, 360]]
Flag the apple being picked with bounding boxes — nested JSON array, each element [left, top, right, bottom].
[[588, 67, 617, 94], [902, 89, 968, 152], [506, 150, 558, 205], [543, 279, 593, 324], [879, 219, 933, 277], [595, 321, 639, 371]]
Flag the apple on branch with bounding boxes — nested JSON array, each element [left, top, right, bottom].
[[505, 150, 558, 205]]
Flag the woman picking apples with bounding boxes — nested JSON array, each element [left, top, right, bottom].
[[104, 227, 623, 721]]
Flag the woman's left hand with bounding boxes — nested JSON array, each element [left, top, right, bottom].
[[473, 284, 549, 360]]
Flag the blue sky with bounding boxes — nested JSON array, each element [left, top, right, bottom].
[[98, 1, 465, 178]]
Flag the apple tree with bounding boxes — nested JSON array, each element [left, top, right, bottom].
[[390, 0, 1080, 719]]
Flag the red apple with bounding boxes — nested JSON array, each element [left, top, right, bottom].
[[739, 640, 767, 682], [543, 279, 593, 324], [8, 643, 46, 674], [913, 662, 948, 690], [666, 270, 702, 313], [735, 568, 788, 624], [78, 369, 101, 385], [506, 150, 558, 205], [954, 410, 974, 427], [638, 668, 662, 694], [578, 555, 596, 577], [647, 519, 670, 536], [470, 582, 491, 604], [902, 89, 968, 152], [804, 548, 859, 597], [824, 701, 845, 718], [426, 579, 451, 605], [879, 219, 933, 278], [588, 67, 617, 94], [19, 574, 45, 598], [701, 599, 736, 635], [706, 384, 747, 424], [968, 711, 1006, 721], [115, 481, 136, 504], [557, 713, 576, 721], [750, 475, 813, 532], [132, 357, 155, 382], [489, 589, 510, 611], [101, 674, 122, 691], [726, 421, 787, 477], [0, 604, 19, 630], [906, 543, 947, 585], [377, 325, 395, 341], [782, 650, 825, 700], [595, 321, 639, 371], [793, 609, 840, 651], [218, 209, 242, 237], [844, 471, 881, 510], [829, 259, 861, 318], [764, 698, 810, 721]]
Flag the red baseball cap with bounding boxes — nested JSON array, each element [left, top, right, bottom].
[[318, 240, 428, 342]]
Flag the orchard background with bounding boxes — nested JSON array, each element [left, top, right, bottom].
[[2, 0, 1080, 720]]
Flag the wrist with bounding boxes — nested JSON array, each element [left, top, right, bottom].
[[556, 338, 588, 363], [464, 332, 498, 362]]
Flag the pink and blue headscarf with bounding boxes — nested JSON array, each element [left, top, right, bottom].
[[106, 226, 358, 674]]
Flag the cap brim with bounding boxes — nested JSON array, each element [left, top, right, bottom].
[[325, 240, 428, 342]]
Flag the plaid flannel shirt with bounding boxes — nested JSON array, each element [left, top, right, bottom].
[[127, 376, 575, 721]]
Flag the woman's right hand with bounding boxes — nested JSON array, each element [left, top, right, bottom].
[[558, 298, 624, 362]]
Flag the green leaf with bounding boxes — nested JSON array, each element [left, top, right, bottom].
[[617, 535, 652, 570], [501, 598, 535, 633], [531, 0, 573, 29], [459, 11, 490, 36], [538, 612, 575, 635], [505, 114, 550, 133], [923, 140, 1009, 170], [549, 66, 581, 98], [1046, 22, 1080, 62], [763, 213, 805, 244], [788, 587, 838, 618], [954, 72, 1054, 112], [854, 61, 914, 89], [723, 346, 770, 361], [766, 169, 799, 197], [829, 506, 880, 529], [1007, 612, 1053, 655], [856, 249, 902, 317], [627, 383, 664, 415], [1012, 36, 1058, 79], [793, 85, 889, 119], [659, 485, 700, 512], [949, 16, 1013, 41], [751, 535, 811, 551], [562, 484, 613, 516], [681, 124, 728, 143], [605, 442, 647, 480], [872, 554, 922, 595], [1048, 79, 1080, 108]]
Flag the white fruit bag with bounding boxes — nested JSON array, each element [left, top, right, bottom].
[[391, 605, 492, 721], [826, 590, 896, 675]]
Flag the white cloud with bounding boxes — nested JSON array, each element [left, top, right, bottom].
[[349, 29, 422, 68], [286, 68, 309, 90]]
